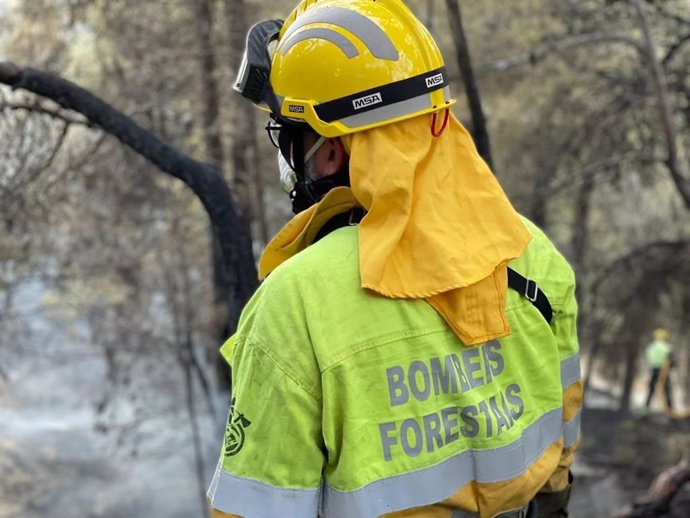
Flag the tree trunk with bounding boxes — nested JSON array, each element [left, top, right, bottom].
[[0, 63, 259, 333], [582, 339, 601, 398], [183, 355, 208, 517], [620, 336, 642, 413], [445, 0, 494, 170], [162, 225, 211, 516], [194, 0, 236, 386], [684, 292, 690, 406], [195, 0, 225, 173], [225, 0, 270, 247], [632, 0, 690, 209], [528, 166, 550, 229], [571, 172, 594, 369], [619, 284, 656, 412], [572, 174, 594, 278], [425, 0, 435, 34]]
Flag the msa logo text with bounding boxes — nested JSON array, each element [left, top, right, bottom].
[[425, 73, 444, 88], [352, 92, 383, 110], [288, 105, 305, 114]]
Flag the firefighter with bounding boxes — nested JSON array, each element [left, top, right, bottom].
[[644, 328, 675, 411], [209, 1, 581, 517]]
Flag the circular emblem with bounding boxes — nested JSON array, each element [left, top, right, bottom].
[[224, 398, 251, 457]]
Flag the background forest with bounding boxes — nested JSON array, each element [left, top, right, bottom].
[[1, 0, 689, 517]]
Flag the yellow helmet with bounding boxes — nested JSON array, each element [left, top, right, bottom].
[[235, 0, 455, 137], [653, 328, 669, 341]]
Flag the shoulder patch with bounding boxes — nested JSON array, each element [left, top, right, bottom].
[[224, 397, 251, 456]]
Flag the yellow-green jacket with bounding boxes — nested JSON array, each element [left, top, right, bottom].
[[208, 218, 581, 518], [646, 339, 671, 369]]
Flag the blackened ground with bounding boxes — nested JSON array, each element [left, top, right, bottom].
[[571, 396, 690, 517]]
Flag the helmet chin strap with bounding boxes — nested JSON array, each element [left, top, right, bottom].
[[277, 136, 325, 194], [303, 136, 326, 169], [290, 163, 350, 214], [273, 118, 349, 213]]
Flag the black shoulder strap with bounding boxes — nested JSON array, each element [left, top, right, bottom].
[[507, 267, 553, 324], [314, 211, 553, 324], [313, 208, 365, 243]]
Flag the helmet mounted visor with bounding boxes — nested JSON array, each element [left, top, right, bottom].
[[234, 19, 284, 114]]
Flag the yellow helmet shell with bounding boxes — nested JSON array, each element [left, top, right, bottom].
[[270, 0, 455, 137], [653, 328, 669, 341]]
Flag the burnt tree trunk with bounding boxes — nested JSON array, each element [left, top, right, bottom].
[[194, 0, 237, 382], [0, 62, 258, 333], [614, 457, 690, 517]]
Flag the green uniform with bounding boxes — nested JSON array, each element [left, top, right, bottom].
[[646, 340, 671, 368], [208, 218, 580, 518]]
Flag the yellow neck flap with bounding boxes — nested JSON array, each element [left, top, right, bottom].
[[259, 113, 530, 345]]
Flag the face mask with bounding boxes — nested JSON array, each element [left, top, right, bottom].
[[277, 136, 325, 193], [278, 151, 296, 193]]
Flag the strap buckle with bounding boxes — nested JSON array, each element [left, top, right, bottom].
[[525, 279, 538, 302], [493, 502, 532, 518]]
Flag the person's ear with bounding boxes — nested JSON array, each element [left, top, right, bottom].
[[324, 138, 347, 175]]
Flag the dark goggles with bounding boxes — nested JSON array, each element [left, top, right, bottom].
[[234, 19, 284, 114]]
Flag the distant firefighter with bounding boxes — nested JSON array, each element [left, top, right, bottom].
[[644, 328, 674, 410]]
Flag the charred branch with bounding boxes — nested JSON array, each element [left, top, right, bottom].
[[479, 32, 647, 75], [614, 457, 690, 517], [633, 0, 690, 209], [592, 240, 690, 296], [0, 62, 258, 330]]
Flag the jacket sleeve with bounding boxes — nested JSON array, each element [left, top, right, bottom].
[[207, 334, 325, 518], [536, 278, 582, 516]]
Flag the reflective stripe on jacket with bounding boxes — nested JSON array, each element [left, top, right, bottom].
[[208, 217, 581, 518]]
